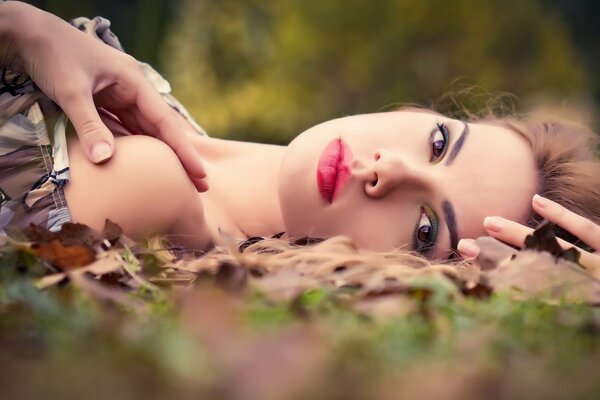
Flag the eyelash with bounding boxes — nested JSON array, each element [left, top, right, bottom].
[[413, 122, 450, 255], [413, 205, 439, 255], [428, 122, 450, 163]]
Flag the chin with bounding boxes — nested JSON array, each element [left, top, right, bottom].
[[278, 166, 316, 238], [278, 119, 348, 238]]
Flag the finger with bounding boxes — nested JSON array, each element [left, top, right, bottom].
[[132, 78, 207, 181], [484, 216, 598, 269], [178, 143, 207, 180], [190, 175, 209, 193], [59, 91, 115, 163], [484, 216, 572, 248], [457, 238, 480, 259], [112, 108, 148, 135], [115, 108, 208, 192], [532, 194, 600, 250]]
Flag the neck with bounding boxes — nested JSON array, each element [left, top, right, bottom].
[[190, 135, 286, 243]]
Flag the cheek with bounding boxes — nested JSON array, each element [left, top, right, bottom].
[[340, 212, 402, 250], [281, 192, 408, 251], [457, 211, 488, 240]]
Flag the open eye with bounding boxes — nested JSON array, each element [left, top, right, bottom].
[[430, 123, 449, 163], [413, 206, 439, 254]]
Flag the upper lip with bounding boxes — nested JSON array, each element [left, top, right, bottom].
[[316, 138, 353, 203]]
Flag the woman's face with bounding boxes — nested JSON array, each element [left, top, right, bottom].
[[278, 111, 538, 259]]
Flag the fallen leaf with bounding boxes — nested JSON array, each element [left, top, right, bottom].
[[56, 222, 103, 247], [103, 219, 123, 245], [524, 220, 581, 265], [23, 223, 57, 243], [34, 250, 125, 289], [475, 236, 518, 271], [86, 251, 125, 275], [486, 250, 600, 304], [215, 261, 247, 293], [31, 239, 96, 270]]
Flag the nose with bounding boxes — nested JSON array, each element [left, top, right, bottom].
[[352, 148, 426, 198]]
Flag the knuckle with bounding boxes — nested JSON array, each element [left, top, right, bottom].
[[56, 81, 85, 104], [78, 119, 108, 139], [151, 111, 175, 135], [121, 54, 142, 71]]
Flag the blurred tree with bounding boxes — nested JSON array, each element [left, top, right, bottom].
[[543, 0, 600, 102], [28, 0, 177, 66], [160, 0, 591, 143]]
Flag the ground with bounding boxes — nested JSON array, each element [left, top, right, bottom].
[[0, 221, 599, 400]]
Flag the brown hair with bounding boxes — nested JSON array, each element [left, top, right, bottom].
[[502, 118, 600, 247]]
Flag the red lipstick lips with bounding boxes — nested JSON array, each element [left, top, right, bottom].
[[317, 138, 353, 203]]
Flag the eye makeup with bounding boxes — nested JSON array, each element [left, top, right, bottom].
[[428, 122, 450, 163], [445, 121, 469, 166], [412, 205, 439, 255], [413, 120, 453, 256]]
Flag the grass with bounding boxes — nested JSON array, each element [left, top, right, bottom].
[[0, 229, 599, 399]]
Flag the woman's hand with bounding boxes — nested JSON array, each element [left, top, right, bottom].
[[458, 194, 600, 270], [0, 1, 207, 191]]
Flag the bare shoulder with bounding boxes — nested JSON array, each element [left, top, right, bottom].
[[63, 134, 205, 245]]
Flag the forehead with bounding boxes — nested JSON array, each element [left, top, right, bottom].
[[441, 117, 538, 247]]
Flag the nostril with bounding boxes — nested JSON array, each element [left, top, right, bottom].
[[371, 175, 378, 187], [365, 172, 381, 197]]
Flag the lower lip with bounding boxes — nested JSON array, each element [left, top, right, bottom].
[[316, 138, 353, 203]]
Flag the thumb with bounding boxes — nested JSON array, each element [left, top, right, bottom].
[[60, 93, 115, 163]]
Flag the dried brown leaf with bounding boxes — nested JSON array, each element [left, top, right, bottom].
[[215, 261, 247, 293], [475, 236, 518, 271], [56, 222, 103, 247], [31, 239, 96, 270], [85, 251, 125, 275], [524, 220, 581, 264], [103, 219, 123, 245], [35, 251, 124, 289], [23, 223, 57, 243], [486, 250, 600, 304]]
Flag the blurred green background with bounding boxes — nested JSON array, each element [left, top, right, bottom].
[[29, 0, 600, 143]]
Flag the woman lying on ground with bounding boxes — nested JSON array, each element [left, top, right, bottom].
[[1, 1, 599, 270]]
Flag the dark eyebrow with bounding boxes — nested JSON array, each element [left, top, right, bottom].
[[442, 200, 459, 255], [444, 121, 469, 166], [438, 121, 466, 256]]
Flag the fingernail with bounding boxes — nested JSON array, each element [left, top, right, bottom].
[[533, 194, 551, 208], [92, 142, 112, 163], [457, 238, 480, 258], [197, 181, 209, 192], [484, 216, 503, 233]]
